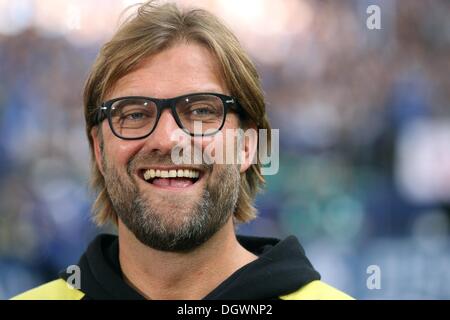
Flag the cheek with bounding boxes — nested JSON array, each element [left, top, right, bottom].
[[195, 118, 241, 165], [102, 125, 144, 167]]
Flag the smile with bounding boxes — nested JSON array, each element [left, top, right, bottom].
[[138, 168, 202, 189]]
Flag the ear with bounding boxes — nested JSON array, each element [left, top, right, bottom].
[[239, 124, 258, 174], [91, 126, 105, 176]]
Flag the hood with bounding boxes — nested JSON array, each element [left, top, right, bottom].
[[60, 233, 320, 300]]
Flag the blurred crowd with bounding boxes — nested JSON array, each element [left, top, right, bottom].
[[0, 0, 449, 299]]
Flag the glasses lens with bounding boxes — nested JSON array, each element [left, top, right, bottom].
[[110, 98, 157, 138], [175, 94, 225, 135]]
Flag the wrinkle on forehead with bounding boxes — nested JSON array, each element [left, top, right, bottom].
[[106, 42, 229, 100]]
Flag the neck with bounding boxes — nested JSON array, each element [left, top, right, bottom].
[[117, 218, 257, 300]]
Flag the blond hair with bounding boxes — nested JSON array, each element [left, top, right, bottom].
[[84, 1, 271, 226]]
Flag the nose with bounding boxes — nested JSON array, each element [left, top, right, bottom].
[[143, 109, 182, 155]]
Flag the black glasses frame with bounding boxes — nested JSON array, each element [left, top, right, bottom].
[[94, 92, 240, 140]]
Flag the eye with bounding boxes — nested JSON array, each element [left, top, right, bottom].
[[191, 107, 215, 116], [176, 95, 223, 122], [124, 111, 146, 121], [187, 102, 219, 115], [113, 100, 156, 123]]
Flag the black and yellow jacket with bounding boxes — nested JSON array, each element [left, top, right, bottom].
[[12, 234, 353, 300]]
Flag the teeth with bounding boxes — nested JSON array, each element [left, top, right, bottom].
[[143, 169, 200, 181]]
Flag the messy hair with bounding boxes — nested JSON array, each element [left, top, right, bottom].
[[84, 1, 271, 226]]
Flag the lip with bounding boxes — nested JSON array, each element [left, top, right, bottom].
[[136, 166, 206, 191]]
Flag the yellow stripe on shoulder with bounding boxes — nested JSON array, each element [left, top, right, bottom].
[[10, 279, 85, 300], [280, 280, 354, 300]]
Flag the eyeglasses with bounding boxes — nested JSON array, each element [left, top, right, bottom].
[[95, 92, 241, 140]]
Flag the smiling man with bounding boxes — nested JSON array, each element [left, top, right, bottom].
[[12, 1, 352, 300]]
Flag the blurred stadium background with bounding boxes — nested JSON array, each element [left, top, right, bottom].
[[0, 0, 449, 299]]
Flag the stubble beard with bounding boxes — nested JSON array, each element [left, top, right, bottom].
[[102, 152, 241, 253]]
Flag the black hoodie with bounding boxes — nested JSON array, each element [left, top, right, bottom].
[[57, 234, 321, 300], [12, 234, 353, 300]]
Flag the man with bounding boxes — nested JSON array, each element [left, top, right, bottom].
[[13, 2, 352, 300]]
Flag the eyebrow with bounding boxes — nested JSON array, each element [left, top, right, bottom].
[[111, 88, 228, 100]]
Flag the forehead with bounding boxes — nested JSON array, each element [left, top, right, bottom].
[[107, 42, 228, 100]]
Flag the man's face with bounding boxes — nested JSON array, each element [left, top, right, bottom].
[[91, 42, 253, 252]]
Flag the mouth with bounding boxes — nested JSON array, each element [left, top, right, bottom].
[[137, 167, 203, 189]]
